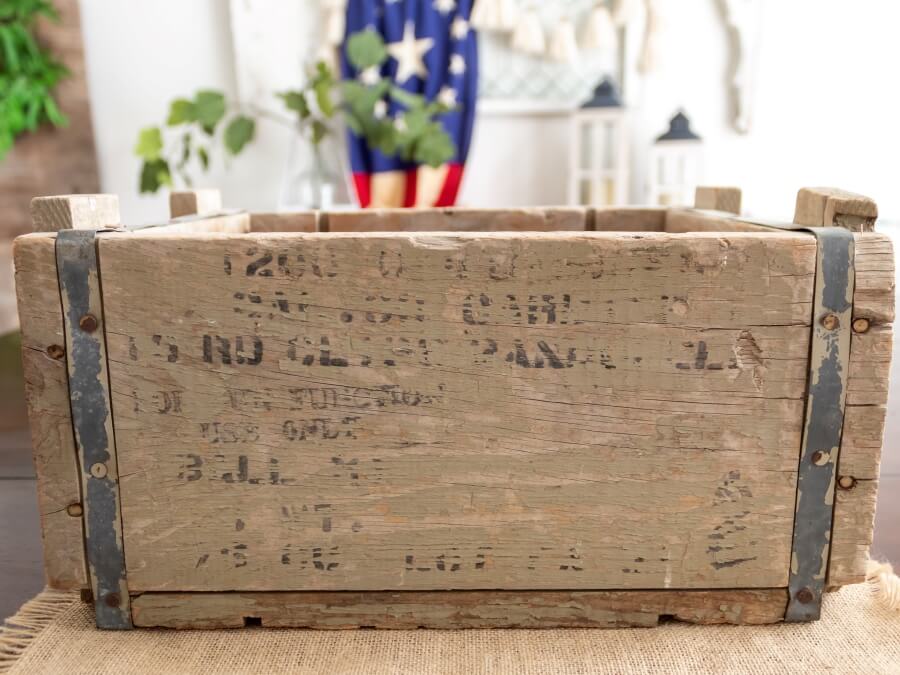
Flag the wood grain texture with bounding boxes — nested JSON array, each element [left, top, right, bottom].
[[30, 195, 120, 232], [694, 187, 742, 215], [591, 208, 665, 232], [12, 233, 86, 590], [170, 190, 222, 218], [128, 212, 251, 237], [131, 588, 788, 629], [325, 208, 588, 232], [0, 0, 99, 239], [664, 209, 778, 234], [250, 212, 317, 233], [829, 232, 895, 586], [794, 188, 878, 233], [95, 230, 817, 593]]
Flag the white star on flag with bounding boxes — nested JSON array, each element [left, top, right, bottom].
[[433, 0, 456, 14], [451, 16, 469, 40], [449, 53, 466, 75], [437, 86, 458, 107], [373, 100, 388, 119], [387, 22, 435, 84]]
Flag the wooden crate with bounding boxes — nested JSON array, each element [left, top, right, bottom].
[[13, 187, 893, 630]]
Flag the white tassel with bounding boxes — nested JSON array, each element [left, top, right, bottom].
[[611, 0, 640, 26], [867, 560, 900, 611], [547, 17, 578, 64], [581, 4, 617, 51], [471, 0, 500, 31], [511, 6, 546, 55]]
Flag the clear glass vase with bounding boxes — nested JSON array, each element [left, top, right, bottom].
[[278, 123, 354, 211]]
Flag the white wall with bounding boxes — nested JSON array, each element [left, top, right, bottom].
[[81, 0, 900, 223]]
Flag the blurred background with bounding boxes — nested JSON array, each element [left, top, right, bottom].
[[0, 0, 898, 619]]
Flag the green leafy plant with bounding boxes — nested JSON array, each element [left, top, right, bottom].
[[135, 89, 256, 193], [135, 30, 457, 194], [0, 0, 69, 159]]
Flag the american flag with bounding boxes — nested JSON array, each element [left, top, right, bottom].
[[342, 0, 478, 208]]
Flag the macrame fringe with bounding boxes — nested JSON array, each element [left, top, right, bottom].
[[0, 589, 77, 673], [866, 559, 900, 611]]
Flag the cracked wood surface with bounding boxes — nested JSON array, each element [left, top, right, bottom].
[[13, 233, 87, 590], [96, 230, 817, 592], [130, 588, 788, 629]]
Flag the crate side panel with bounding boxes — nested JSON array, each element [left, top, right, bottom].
[[326, 208, 587, 232], [131, 589, 788, 629], [98, 231, 816, 592], [13, 233, 87, 589]]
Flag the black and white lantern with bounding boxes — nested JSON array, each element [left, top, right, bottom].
[[648, 110, 703, 206], [569, 79, 629, 207]]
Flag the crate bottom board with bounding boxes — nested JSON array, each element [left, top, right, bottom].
[[129, 589, 789, 629]]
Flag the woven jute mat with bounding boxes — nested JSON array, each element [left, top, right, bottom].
[[1, 570, 898, 675]]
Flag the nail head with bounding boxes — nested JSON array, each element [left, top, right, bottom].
[[66, 503, 83, 517], [79, 314, 99, 333], [838, 475, 857, 490], [820, 314, 839, 331], [90, 462, 108, 479], [46, 344, 65, 360], [796, 587, 815, 604], [852, 318, 871, 334]]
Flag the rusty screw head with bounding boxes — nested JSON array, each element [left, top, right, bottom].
[[46, 344, 65, 360], [79, 314, 99, 333], [852, 317, 871, 334], [104, 593, 121, 608], [66, 503, 83, 517], [796, 587, 815, 604], [838, 475, 858, 490], [821, 313, 840, 331], [811, 451, 829, 466]]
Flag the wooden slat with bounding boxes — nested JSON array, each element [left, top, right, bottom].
[[664, 209, 779, 234], [12, 233, 86, 590], [170, 190, 222, 218], [250, 212, 317, 233], [131, 589, 788, 629], [592, 208, 665, 232], [128, 212, 251, 237], [96, 230, 816, 593], [325, 208, 588, 232], [829, 232, 895, 586], [794, 188, 878, 233], [694, 187, 742, 215], [30, 195, 119, 232]]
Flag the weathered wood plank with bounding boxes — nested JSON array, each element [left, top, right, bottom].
[[250, 212, 317, 233], [170, 190, 222, 218], [325, 208, 588, 232], [12, 233, 86, 590], [694, 187, 742, 215], [30, 195, 119, 232], [794, 187, 878, 233], [592, 208, 665, 232], [664, 209, 779, 234], [829, 232, 895, 586], [96, 231, 816, 593], [131, 588, 788, 629], [128, 212, 251, 237]]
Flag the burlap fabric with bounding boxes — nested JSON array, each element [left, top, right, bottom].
[[1, 583, 898, 674]]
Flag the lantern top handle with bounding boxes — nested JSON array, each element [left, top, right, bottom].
[[657, 110, 702, 142], [581, 78, 623, 109]]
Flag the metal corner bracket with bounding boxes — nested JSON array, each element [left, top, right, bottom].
[[56, 228, 132, 629]]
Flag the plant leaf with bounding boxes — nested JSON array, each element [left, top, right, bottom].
[[134, 126, 163, 161], [139, 158, 171, 193], [224, 115, 255, 155], [167, 98, 196, 125], [311, 119, 328, 145], [346, 30, 387, 70], [278, 91, 310, 119], [197, 146, 210, 170], [193, 90, 226, 129]]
